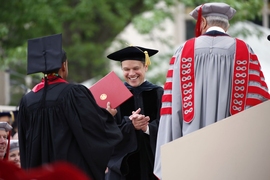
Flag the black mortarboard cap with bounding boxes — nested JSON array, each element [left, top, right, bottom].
[[107, 46, 158, 66], [27, 33, 63, 74], [0, 111, 16, 125], [0, 112, 11, 118]]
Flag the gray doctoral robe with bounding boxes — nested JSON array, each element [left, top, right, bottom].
[[154, 30, 270, 179]]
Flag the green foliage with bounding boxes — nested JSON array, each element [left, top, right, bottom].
[[0, 0, 264, 105]]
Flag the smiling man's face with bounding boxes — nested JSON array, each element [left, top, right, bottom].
[[121, 60, 148, 87]]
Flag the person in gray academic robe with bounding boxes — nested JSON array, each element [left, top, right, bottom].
[[154, 2, 270, 179]]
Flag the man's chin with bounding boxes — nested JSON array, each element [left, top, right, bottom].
[[129, 82, 139, 87]]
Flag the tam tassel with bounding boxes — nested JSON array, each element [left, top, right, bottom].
[[144, 51, 151, 66], [195, 4, 204, 37], [10, 111, 14, 124]]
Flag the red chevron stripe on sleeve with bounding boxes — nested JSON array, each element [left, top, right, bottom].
[[164, 82, 172, 90], [170, 57, 175, 65], [249, 74, 268, 88], [162, 94, 172, 103], [250, 53, 258, 61], [248, 86, 270, 99], [160, 107, 172, 115], [160, 56, 175, 116], [246, 98, 266, 107], [167, 70, 173, 78], [260, 71, 265, 79], [249, 63, 261, 72]]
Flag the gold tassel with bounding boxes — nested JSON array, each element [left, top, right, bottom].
[[144, 51, 151, 66], [10, 111, 14, 124], [128, 43, 151, 66]]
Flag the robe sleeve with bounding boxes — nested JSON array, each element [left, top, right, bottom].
[[149, 87, 164, 155], [245, 45, 270, 107], [62, 85, 123, 179], [154, 49, 183, 179], [17, 97, 28, 169]]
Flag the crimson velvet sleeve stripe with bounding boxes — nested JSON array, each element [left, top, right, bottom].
[[249, 74, 268, 89], [248, 86, 270, 99], [166, 69, 173, 78], [169, 56, 175, 65], [160, 56, 175, 116], [246, 98, 267, 107], [162, 94, 172, 103], [163, 82, 172, 90]]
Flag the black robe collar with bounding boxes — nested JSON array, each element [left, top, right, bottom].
[[203, 30, 230, 37], [124, 81, 159, 94]]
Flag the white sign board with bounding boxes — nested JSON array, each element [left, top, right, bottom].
[[161, 100, 270, 180]]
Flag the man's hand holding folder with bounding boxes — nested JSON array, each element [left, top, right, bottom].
[[89, 71, 133, 109]]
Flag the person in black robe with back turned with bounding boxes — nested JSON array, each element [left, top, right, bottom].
[[105, 46, 164, 180], [17, 34, 123, 180]]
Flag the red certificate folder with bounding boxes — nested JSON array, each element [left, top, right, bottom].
[[89, 71, 133, 109]]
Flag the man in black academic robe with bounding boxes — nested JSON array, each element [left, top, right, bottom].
[[105, 46, 163, 180], [18, 34, 122, 180]]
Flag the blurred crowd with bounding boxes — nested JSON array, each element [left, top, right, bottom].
[[0, 110, 20, 167]]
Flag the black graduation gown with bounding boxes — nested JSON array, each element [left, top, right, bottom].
[[18, 82, 123, 180], [106, 81, 164, 180]]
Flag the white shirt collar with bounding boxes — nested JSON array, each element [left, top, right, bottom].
[[206, 26, 226, 33]]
